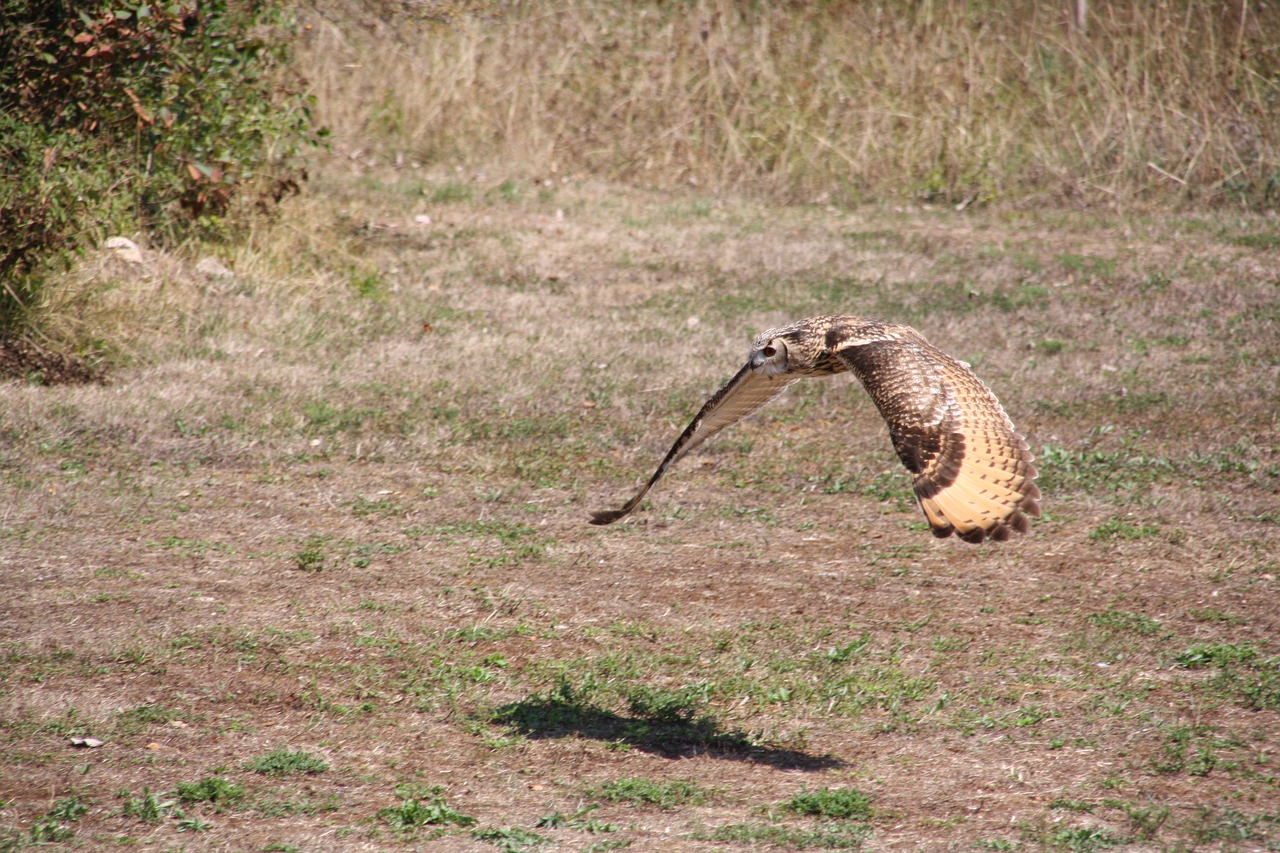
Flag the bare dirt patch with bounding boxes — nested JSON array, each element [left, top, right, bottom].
[[0, 337, 104, 386], [2, 171, 1278, 851]]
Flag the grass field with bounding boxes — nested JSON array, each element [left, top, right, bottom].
[[2, 160, 1278, 850]]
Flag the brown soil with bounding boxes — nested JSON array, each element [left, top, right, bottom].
[[0, 337, 105, 386]]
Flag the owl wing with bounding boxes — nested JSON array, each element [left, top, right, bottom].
[[590, 363, 796, 525], [829, 322, 1040, 543]]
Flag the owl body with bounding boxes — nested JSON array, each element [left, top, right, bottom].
[[592, 315, 1040, 543]]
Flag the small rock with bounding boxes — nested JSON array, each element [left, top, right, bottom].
[[195, 256, 234, 280], [103, 237, 144, 265]]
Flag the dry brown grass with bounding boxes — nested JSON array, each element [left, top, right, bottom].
[[300, 0, 1280, 207]]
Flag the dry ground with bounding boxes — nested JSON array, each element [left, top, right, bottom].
[[2, 166, 1279, 851]]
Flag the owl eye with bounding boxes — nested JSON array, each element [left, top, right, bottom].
[[761, 345, 777, 357]]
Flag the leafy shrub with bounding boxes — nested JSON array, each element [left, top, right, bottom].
[[0, 0, 323, 334]]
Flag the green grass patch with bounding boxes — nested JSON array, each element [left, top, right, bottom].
[[114, 703, 178, 733], [1047, 825, 1123, 850], [1173, 645, 1280, 711], [1149, 724, 1244, 776], [1084, 610, 1163, 637], [174, 776, 246, 807], [247, 747, 329, 776], [428, 181, 473, 204], [379, 785, 476, 831], [1174, 644, 1258, 669], [471, 825, 549, 850], [292, 535, 327, 572], [120, 787, 180, 824], [1089, 518, 1161, 542], [592, 777, 712, 809], [782, 787, 873, 820]]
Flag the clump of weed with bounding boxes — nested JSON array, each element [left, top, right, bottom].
[[1048, 825, 1123, 850], [46, 797, 89, 822], [114, 702, 177, 733], [1189, 807, 1280, 846], [781, 786, 874, 821], [378, 785, 476, 831], [1149, 724, 1238, 776], [26, 796, 90, 843], [247, 747, 328, 776], [591, 777, 711, 809], [625, 684, 706, 724], [174, 776, 246, 808], [471, 825, 548, 850], [293, 535, 327, 572], [28, 819, 75, 842], [120, 787, 180, 824], [1174, 644, 1258, 669], [536, 804, 617, 833], [1085, 610, 1163, 637], [176, 813, 213, 832], [1090, 518, 1161, 542], [1174, 645, 1280, 711]]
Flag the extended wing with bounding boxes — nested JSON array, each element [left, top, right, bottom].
[[590, 363, 795, 525], [830, 322, 1040, 543]]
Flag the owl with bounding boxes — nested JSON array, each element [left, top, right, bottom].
[[591, 316, 1040, 543]]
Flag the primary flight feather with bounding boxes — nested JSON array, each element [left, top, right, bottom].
[[590, 315, 1040, 543]]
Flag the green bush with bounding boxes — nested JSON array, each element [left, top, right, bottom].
[[0, 0, 323, 334]]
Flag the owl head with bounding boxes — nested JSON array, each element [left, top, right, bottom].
[[749, 317, 837, 376]]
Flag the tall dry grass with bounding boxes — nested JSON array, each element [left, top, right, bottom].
[[298, 0, 1280, 208]]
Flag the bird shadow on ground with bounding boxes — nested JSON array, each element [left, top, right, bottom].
[[487, 684, 844, 771]]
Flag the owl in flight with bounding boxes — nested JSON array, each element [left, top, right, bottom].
[[590, 315, 1040, 543]]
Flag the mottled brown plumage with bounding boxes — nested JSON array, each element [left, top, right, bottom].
[[590, 315, 1040, 543]]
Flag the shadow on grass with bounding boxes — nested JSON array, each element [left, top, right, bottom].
[[488, 684, 843, 771]]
